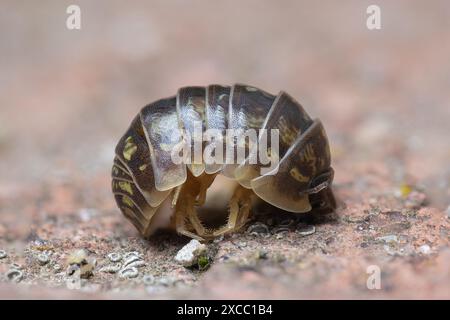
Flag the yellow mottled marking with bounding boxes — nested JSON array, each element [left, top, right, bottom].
[[118, 181, 133, 195], [299, 144, 318, 176], [278, 116, 299, 146], [123, 136, 137, 161], [300, 144, 316, 163], [290, 167, 309, 183], [139, 164, 147, 171], [122, 195, 134, 208]]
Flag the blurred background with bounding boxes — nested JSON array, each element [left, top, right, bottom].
[[0, 0, 449, 299]]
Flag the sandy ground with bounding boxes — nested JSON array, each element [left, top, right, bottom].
[[0, 1, 449, 299]]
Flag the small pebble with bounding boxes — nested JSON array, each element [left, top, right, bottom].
[[124, 251, 142, 259], [238, 241, 247, 248], [122, 255, 141, 268], [218, 255, 230, 262], [346, 215, 368, 223], [446, 205, 450, 219], [376, 235, 398, 243], [279, 218, 295, 227], [37, 253, 50, 266], [100, 263, 122, 274], [272, 227, 290, 234], [297, 224, 316, 236], [125, 260, 146, 269], [360, 242, 369, 248], [213, 235, 224, 243], [11, 263, 22, 270], [119, 267, 139, 279], [174, 239, 207, 267], [0, 250, 7, 259], [419, 244, 431, 255], [53, 264, 62, 272], [107, 252, 122, 263], [275, 233, 285, 240], [7, 269, 23, 283], [143, 274, 155, 285], [246, 222, 269, 235]]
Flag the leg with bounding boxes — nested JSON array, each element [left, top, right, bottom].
[[174, 182, 211, 240], [171, 185, 182, 208], [211, 185, 253, 237], [174, 208, 204, 241], [186, 195, 211, 238], [195, 173, 217, 206]]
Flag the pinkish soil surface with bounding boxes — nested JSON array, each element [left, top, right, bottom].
[[0, 1, 449, 299]]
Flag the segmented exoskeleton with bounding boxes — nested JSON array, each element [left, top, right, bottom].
[[112, 84, 335, 240]]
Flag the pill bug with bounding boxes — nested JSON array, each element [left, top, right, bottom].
[[112, 84, 336, 240]]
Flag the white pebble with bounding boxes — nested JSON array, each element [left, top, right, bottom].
[[119, 267, 139, 279], [376, 235, 398, 243], [107, 252, 122, 262], [174, 239, 207, 267], [37, 253, 50, 265], [419, 244, 431, 255], [100, 263, 122, 274], [246, 222, 269, 235], [122, 255, 141, 268], [7, 269, 23, 282], [124, 251, 142, 259], [125, 260, 146, 269], [297, 225, 316, 236]]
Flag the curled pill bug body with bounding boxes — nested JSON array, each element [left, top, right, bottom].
[[112, 84, 336, 240]]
